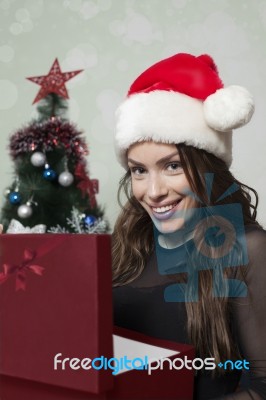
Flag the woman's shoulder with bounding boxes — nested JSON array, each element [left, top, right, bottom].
[[244, 223, 266, 254]]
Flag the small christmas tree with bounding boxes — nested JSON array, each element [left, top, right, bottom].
[[1, 59, 107, 233]]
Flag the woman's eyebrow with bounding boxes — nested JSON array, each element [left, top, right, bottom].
[[128, 151, 180, 167], [127, 158, 145, 166], [156, 151, 180, 164]]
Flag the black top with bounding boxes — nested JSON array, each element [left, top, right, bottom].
[[113, 225, 266, 399]]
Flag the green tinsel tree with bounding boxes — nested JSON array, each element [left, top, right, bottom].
[[1, 63, 107, 233]]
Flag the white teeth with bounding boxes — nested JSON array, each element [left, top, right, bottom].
[[152, 202, 177, 213]]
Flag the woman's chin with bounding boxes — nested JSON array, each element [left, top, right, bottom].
[[151, 216, 186, 234]]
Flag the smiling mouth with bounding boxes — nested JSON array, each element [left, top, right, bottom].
[[147, 200, 184, 222], [151, 201, 181, 214]]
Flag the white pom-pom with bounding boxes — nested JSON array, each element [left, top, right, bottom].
[[203, 85, 254, 132]]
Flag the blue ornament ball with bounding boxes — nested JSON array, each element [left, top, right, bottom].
[[9, 191, 22, 205], [84, 215, 97, 227], [43, 168, 57, 181]]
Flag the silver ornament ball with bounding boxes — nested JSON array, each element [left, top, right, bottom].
[[58, 171, 74, 187], [17, 204, 33, 219], [30, 151, 46, 167], [4, 188, 11, 198]]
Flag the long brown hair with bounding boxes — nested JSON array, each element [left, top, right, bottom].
[[112, 143, 259, 362]]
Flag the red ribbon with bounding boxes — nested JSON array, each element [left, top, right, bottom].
[[75, 163, 98, 208], [0, 236, 66, 291]]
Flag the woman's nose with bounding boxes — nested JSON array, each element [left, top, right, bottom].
[[147, 174, 168, 200]]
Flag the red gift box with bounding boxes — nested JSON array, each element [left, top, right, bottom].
[[0, 234, 194, 400], [0, 234, 113, 396]]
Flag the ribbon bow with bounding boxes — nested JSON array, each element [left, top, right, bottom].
[[6, 219, 46, 234], [0, 248, 44, 291], [0, 236, 66, 292]]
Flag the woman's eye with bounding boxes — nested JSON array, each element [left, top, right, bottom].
[[166, 162, 182, 172], [130, 167, 146, 175]]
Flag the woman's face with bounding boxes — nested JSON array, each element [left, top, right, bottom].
[[127, 141, 196, 233]]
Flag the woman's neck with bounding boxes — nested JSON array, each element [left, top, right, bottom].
[[158, 228, 194, 249]]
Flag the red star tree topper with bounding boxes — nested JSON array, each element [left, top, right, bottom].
[[27, 58, 83, 104]]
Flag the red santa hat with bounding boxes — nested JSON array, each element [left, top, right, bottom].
[[114, 53, 254, 168]]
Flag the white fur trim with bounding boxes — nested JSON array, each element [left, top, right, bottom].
[[115, 91, 232, 168], [203, 85, 254, 132]]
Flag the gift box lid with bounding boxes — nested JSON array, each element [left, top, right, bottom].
[[109, 326, 195, 399]]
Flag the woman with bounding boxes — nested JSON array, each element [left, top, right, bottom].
[[112, 53, 266, 399]]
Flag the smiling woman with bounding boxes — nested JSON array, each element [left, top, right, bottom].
[[112, 53, 266, 399]]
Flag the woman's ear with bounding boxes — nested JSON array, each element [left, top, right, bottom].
[[0, 224, 3, 234]]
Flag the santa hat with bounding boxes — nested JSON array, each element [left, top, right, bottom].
[[114, 53, 254, 168]]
